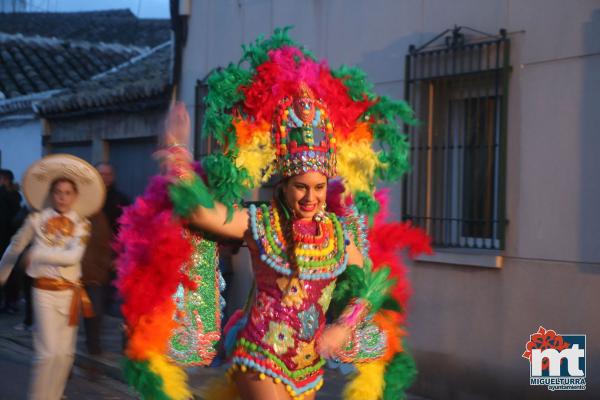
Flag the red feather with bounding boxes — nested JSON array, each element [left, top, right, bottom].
[[115, 176, 193, 326], [368, 189, 432, 309], [240, 47, 373, 137]]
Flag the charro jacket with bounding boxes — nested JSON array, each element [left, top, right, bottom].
[[0, 208, 90, 284]]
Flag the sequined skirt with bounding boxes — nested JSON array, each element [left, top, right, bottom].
[[230, 336, 325, 397]]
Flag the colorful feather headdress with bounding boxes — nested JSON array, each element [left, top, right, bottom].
[[201, 27, 416, 218]]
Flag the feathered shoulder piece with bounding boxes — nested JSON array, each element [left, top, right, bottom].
[[116, 171, 224, 400]]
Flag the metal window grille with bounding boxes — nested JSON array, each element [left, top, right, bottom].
[[402, 27, 510, 250]]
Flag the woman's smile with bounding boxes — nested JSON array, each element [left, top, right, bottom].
[[299, 203, 316, 212]]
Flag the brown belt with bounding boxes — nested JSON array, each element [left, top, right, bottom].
[[33, 277, 95, 326]]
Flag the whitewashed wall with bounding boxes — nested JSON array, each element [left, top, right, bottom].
[[0, 119, 42, 186]]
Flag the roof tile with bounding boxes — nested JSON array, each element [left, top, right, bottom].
[[37, 41, 172, 116], [0, 9, 170, 48], [0, 33, 142, 98]]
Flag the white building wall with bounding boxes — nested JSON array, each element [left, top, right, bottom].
[[0, 119, 42, 185], [505, 0, 600, 264]]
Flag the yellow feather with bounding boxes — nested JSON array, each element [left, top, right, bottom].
[[337, 139, 382, 194], [236, 130, 276, 187], [343, 359, 387, 400], [148, 353, 191, 400]]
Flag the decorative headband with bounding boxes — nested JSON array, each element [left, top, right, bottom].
[[273, 83, 336, 177]]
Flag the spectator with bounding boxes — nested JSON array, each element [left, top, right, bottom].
[[81, 211, 113, 355], [95, 162, 130, 315], [0, 169, 22, 313], [95, 163, 130, 234], [79, 162, 130, 355]]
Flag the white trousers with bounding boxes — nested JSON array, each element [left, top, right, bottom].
[[30, 288, 77, 400]]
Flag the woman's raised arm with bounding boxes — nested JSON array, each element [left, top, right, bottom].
[[188, 202, 248, 239], [160, 102, 249, 239]]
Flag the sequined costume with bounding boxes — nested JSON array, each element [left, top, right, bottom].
[[230, 203, 347, 396]]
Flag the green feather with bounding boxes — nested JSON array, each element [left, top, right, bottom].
[[202, 64, 252, 147], [381, 297, 403, 313], [368, 96, 418, 126], [360, 265, 395, 311], [241, 26, 314, 69], [331, 65, 377, 102], [330, 264, 364, 318], [365, 96, 418, 183], [382, 350, 417, 400], [169, 175, 215, 217], [331, 263, 394, 317], [202, 154, 248, 221], [353, 191, 380, 224], [122, 358, 170, 400]]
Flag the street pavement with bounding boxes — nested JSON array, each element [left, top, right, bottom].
[[0, 304, 427, 399], [0, 310, 132, 400]]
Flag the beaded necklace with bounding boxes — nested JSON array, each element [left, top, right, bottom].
[[249, 202, 348, 280]]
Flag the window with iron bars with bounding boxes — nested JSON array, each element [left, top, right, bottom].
[[402, 27, 510, 250]]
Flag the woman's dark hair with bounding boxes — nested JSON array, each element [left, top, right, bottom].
[[50, 177, 78, 194], [275, 180, 299, 275]]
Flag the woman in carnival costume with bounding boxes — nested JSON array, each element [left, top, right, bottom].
[[117, 28, 431, 400], [0, 154, 104, 400]]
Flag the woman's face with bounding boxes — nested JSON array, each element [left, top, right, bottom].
[[51, 180, 78, 214], [283, 171, 327, 220]]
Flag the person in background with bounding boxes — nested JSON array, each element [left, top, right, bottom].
[[94, 163, 130, 316], [80, 211, 112, 355], [0, 155, 105, 400], [13, 246, 34, 332], [95, 163, 130, 234], [11, 205, 34, 332], [0, 169, 23, 313]]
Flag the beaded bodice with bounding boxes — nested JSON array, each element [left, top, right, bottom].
[[232, 204, 348, 384], [248, 203, 348, 280]]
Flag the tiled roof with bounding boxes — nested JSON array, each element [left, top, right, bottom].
[[0, 33, 142, 99], [36, 41, 173, 116], [0, 9, 170, 48], [0, 89, 59, 115]]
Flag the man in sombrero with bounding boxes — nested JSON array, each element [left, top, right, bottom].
[[0, 154, 105, 400]]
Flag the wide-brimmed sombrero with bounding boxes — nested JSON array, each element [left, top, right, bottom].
[[22, 154, 105, 217]]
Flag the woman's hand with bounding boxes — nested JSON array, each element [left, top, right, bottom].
[[317, 323, 353, 359], [164, 101, 191, 147], [157, 102, 194, 181]]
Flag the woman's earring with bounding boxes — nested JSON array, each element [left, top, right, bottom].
[[314, 202, 327, 222]]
